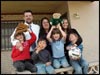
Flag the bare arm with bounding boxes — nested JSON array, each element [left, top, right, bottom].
[[46, 26, 55, 42], [10, 28, 20, 46], [57, 24, 67, 41]]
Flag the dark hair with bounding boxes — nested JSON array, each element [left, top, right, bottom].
[[23, 10, 33, 15], [61, 18, 71, 34], [39, 17, 51, 38], [37, 37, 47, 44], [14, 32, 26, 42], [51, 28, 62, 41], [69, 29, 83, 45]]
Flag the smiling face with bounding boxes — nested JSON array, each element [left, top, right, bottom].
[[24, 12, 33, 24], [15, 33, 25, 42], [51, 28, 62, 41], [69, 33, 78, 44], [38, 40, 47, 50], [62, 19, 68, 29], [52, 33, 60, 41], [42, 19, 50, 30]]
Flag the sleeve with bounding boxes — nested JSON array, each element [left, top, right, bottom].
[[27, 32, 36, 46], [61, 38, 65, 44], [31, 51, 38, 61], [48, 51, 52, 62], [11, 46, 22, 58], [10, 28, 19, 46], [77, 44, 83, 52]]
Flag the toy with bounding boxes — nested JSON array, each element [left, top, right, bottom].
[[68, 47, 81, 59], [50, 13, 62, 26]]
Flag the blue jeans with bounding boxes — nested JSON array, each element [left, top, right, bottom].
[[70, 56, 89, 74], [35, 63, 55, 74], [53, 56, 69, 69]]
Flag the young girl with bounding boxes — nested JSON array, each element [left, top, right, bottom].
[[11, 29, 37, 72], [31, 38, 55, 74], [47, 24, 69, 69], [66, 29, 89, 74]]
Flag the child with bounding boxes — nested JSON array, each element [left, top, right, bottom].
[[47, 24, 69, 69], [66, 29, 89, 74], [11, 29, 37, 72], [31, 38, 55, 74]]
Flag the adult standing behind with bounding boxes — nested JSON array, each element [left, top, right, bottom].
[[61, 18, 83, 64], [10, 10, 40, 55], [39, 17, 52, 56]]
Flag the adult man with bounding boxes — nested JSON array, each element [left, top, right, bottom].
[[10, 10, 40, 55]]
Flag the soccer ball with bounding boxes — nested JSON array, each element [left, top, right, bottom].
[[68, 47, 81, 59]]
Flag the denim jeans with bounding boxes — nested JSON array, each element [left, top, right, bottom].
[[35, 63, 55, 74], [70, 56, 89, 74], [53, 56, 70, 69]]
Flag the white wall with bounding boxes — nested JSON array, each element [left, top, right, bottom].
[[68, 1, 99, 62]]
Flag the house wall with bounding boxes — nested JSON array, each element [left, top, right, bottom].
[[67, 1, 99, 62]]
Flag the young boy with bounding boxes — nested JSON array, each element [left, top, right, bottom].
[[31, 38, 55, 74], [11, 29, 37, 72]]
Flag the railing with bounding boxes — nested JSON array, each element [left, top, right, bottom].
[[12, 61, 99, 74]]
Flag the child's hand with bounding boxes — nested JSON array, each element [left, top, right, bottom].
[[66, 46, 72, 50], [27, 28, 32, 33], [45, 62, 51, 66], [51, 26, 56, 29], [16, 42, 23, 51], [35, 45, 42, 53], [19, 46, 24, 51], [57, 23, 61, 29], [70, 56, 80, 60]]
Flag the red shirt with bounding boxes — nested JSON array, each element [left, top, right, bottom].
[[11, 32, 36, 62]]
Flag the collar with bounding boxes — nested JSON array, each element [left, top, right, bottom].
[[24, 22, 34, 26]]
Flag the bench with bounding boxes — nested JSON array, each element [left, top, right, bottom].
[[11, 61, 99, 74]]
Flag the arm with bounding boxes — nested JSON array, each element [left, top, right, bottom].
[[11, 46, 22, 58], [57, 24, 67, 41], [10, 28, 19, 46], [31, 45, 41, 61], [31, 50, 39, 61], [45, 51, 52, 66], [46, 26, 55, 42], [27, 29, 36, 46]]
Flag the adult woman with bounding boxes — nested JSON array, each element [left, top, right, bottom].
[[39, 17, 52, 56], [61, 18, 83, 64]]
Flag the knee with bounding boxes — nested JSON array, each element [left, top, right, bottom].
[[83, 62, 89, 68], [30, 66, 37, 72], [75, 67, 82, 74], [53, 63, 60, 69], [62, 62, 70, 68], [16, 66, 25, 72]]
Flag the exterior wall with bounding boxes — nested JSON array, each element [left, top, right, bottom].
[[67, 1, 99, 62]]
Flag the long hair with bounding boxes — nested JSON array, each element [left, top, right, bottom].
[[39, 17, 51, 38], [61, 18, 71, 34], [51, 28, 62, 41]]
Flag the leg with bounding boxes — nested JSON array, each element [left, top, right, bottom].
[[24, 61, 37, 72], [13, 61, 25, 72], [46, 65, 55, 74], [35, 63, 46, 74], [53, 58, 61, 69], [60, 57, 70, 68], [80, 58, 89, 74], [70, 60, 82, 74]]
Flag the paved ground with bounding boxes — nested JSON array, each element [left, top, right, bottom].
[[1, 50, 99, 74]]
